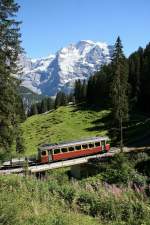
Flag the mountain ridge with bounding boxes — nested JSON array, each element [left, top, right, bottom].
[[19, 40, 113, 96]]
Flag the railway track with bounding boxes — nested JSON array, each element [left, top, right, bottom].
[[0, 146, 150, 175]]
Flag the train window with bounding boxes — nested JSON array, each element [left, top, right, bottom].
[[82, 144, 88, 149], [61, 148, 68, 153], [75, 145, 81, 150], [95, 142, 100, 147], [89, 143, 94, 148], [41, 150, 47, 156], [101, 140, 106, 146], [54, 148, 60, 154], [69, 146, 74, 151]]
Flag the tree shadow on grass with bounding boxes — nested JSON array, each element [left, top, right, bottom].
[[85, 112, 119, 146], [124, 119, 150, 147], [71, 103, 150, 147], [86, 113, 112, 131], [71, 102, 109, 112], [85, 106, 150, 147], [71, 103, 118, 145]]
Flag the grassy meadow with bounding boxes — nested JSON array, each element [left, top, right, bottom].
[[21, 105, 150, 157], [21, 105, 110, 155]]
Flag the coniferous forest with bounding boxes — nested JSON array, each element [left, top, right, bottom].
[[74, 39, 150, 115], [0, 0, 25, 154]]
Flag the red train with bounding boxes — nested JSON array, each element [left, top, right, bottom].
[[38, 136, 110, 163]]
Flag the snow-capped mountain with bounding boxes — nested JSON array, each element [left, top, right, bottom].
[[19, 40, 113, 96]]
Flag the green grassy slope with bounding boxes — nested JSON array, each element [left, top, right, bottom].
[[21, 105, 150, 156], [22, 106, 110, 155]]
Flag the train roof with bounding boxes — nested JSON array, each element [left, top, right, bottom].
[[39, 136, 109, 151]]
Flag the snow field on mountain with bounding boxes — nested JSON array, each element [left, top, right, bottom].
[[19, 40, 113, 96]]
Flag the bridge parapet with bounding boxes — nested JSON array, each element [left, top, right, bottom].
[[0, 146, 150, 175]]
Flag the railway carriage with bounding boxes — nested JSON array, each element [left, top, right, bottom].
[[38, 137, 110, 163]]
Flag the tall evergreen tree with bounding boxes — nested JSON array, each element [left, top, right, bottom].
[[74, 79, 87, 104], [15, 126, 25, 153], [110, 37, 129, 150], [29, 103, 38, 116], [74, 79, 82, 104], [36, 101, 42, 114], [47, 97, 54, 111], [87, 64, 112, 107], [0, 0, 23, 152], [55, 91, 67, 109], [60, 92, 67, 106], [128, 48, 143, 110], [140, 43, 150, 113], [68, 92, 75, 103], [80, 80, 87, 102], [41, 98, 48, 113]]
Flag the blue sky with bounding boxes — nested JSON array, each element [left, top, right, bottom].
[[17, 0, 150, 58]]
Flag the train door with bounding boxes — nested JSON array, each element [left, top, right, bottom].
[[48, 150, 52, 162], [101, 140, 106, 150], [41, 150, 48, 163]]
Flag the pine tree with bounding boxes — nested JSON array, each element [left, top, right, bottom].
[[86, 64, 112, 107], [16, 94, 26, 121], [74, 79, 87, 104], [41, 99, 48, 113], [68, 92, 75, 103], [31, 104, 38, 115], [55, 91, 67, 109], [80, 80, 87, 102], [0, 0, 23, 152], [36, 101, 42, 114], [90, 64, 112, 106], [16, 126, 25, 153], [140, 43, 150, 113], [60, 92, 67, 106], [110, 37, 129, 150], [47, 97, 54, 111], [86, 76, 95, 105], [128, 48, 143, 110], [74, 79, 82, 103]]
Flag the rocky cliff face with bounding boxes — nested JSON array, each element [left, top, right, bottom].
[[19, 40, 113, 96]]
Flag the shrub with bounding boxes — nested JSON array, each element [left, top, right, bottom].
[[100, 154, 132, 184], [58, 184, 76, 205], [51, 214, 69, 225], [77, 191, 97, 215]]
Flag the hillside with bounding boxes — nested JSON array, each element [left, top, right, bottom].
[[22, 105, 110, 155], [21, 105, 150, 156]]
